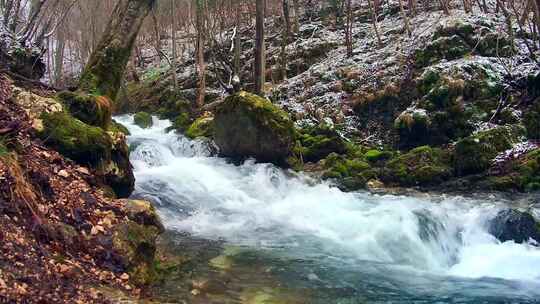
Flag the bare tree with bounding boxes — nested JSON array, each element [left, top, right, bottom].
[[255, 0, 266, 95]]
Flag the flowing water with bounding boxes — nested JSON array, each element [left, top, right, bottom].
[[116, 115, 540, 303]]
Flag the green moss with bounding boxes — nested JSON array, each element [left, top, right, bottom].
[[109, 120, 130, 135], [166, 112, 192, 133], [322, 153, 376, 190], [454, 125, 525, 176], [134, 112, 153, 129], [113, 221, 160, 286], [57, 91, 112, 129], [488, 149, 540, 192], [365, 149, 393, 162], [185, 116, 214, 139], [218, 91, 294, 136], [79, 42, 133, 99], [384, 146, 452, 186], [214, 92, 296, 164], [296, 124, 347, 162], [38, 111, 112, 165]]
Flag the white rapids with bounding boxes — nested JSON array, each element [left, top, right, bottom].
[[116, 115, 540, 302]]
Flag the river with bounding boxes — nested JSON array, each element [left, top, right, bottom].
[[115, 115, 540, 303]]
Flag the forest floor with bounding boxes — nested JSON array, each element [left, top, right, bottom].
[[0, 76, 146, 303]]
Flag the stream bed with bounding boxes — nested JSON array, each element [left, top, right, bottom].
[[116, 115, 540, 303]]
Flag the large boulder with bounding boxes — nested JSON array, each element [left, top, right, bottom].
[[488, 209, 540, 244], [214, 91, 296, 164]]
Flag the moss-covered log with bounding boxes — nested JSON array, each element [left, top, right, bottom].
[[78, 0, 156, 100]]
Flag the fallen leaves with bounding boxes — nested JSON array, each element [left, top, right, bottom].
[[0, 77, 139, 303]]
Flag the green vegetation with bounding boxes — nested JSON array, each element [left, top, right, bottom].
[[454, 125, 525, 176], [214, 91, 296, 164], [296, 124, 347, 162], [134, 111, 153, 129], [38, 111, 112, 166], [185, 115, 214, 139], [57, 91, 112, 128], [322, 153, 377, 190], [110, 120, 131, 135], [524, 101, 540, 140], [384, 146, 452, 186]]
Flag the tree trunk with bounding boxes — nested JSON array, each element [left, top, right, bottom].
[[170, 0, 178, 88], [280, 0, 290, 80], [234, 4, 241, 77], [54, 25, 66, 87], [78, 0, 156, 101], [345, 0, 353, 57], [254, 0, 266, 95], [195, 0, 206, 108]]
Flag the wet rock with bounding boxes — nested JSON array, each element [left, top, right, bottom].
[[185, 113, 214, 139], [214, 91, 296, 165], [488, 209, 540, 244], [112, 200, 163, 285], [119, 199, 164, 232]]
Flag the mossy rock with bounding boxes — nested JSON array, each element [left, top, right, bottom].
[[112, 200, 163, 286], [110, 120, 130, 136], [57, 91, 112, 129], [454, 125, 525, 176], [166, 112, 192, 133], [383, 146, 452, 186], [524, 100, 540, 140], [104, 132, 135, 198], [321, 153, 377, 191], [296, 124, 347, 162], [364, 149, 393, 163], [214, 91, 296, 165], [0, 141, 8, 157], [415, 18, 514, 67], [38, 111, 112, 166], [185, 115, 214, 139], [134, 112, 153, 129], [415, 35, 471, 67], [38, 111, 134, 198], [490, 149, 540, 192], [394, 108, 432, 149]]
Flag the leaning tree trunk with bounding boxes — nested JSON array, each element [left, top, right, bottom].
[[78, 0, 155, 101]]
